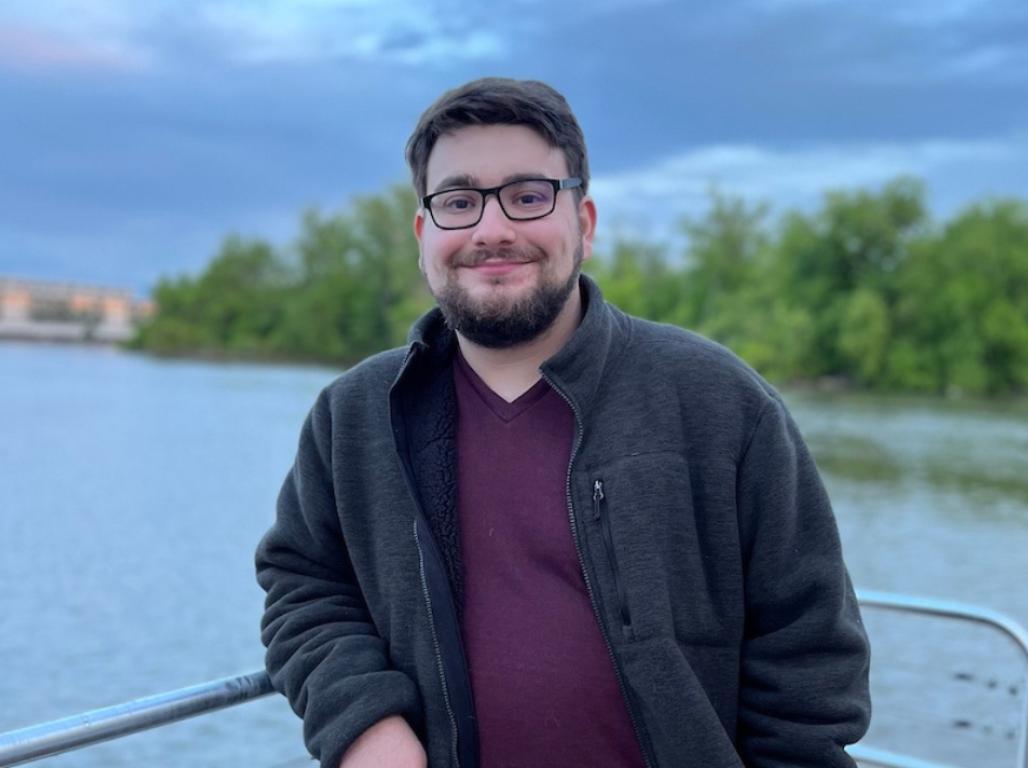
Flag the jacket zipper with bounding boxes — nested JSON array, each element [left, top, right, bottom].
[[394, 344, 462, 768], [413, 519, 461, 768], [593, 480, 633, 636], [543, 374, 656, 768]]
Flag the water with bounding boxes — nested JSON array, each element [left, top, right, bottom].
[[787, 392, 1028, 766], [0, 343, 334, 767], [1, 343, 1026, 767]]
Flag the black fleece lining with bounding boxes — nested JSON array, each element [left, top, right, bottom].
[[398, 327, 466, 620]]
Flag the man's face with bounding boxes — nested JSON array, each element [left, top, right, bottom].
[[414, 124, 596, 348]]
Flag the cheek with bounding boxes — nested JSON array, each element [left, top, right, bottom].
[[422, 231, 465, 269], [418, 239, 452, 290]]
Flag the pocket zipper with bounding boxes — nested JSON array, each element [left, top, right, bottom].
[[593, 479, 633, 635]]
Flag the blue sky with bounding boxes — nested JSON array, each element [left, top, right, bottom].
[[2, 0, 1026, 296]]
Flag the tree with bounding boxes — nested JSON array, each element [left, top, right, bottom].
[[680, 189, 770, 329], [771, 177, 927, 379], [891, 200, 1028, 395], [132, 178, 1028, 397], [134, 236, 284, 355], [587, 236, 686, 324]]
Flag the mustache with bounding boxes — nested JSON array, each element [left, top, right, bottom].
[[455, 247, 543, 267]]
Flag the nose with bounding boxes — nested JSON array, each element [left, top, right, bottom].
[[471, 193, 516, 247]]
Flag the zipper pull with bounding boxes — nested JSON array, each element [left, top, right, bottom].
[[592, 479, 604, 520]]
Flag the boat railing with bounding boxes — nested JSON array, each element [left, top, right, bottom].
[[850, 591, 1028, 768], [0, 590, 1025, 768], [0, 671, 277, 767]]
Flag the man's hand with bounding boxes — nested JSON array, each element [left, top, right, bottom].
[[338, 715, 427, 768]]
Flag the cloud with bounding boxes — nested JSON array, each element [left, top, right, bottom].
[[0, 0, 507, 70], [752, 0, 998, 23], [196, 1, 506, 64], [5, 0, 1024, 77], [735, 0, 1028, 88], [3, 0, 1026, 289], [940, 44, 1028, 83], [590, 137, 1028, 239], [882, 0, 1000, 26], [0, 18, 150, 72]]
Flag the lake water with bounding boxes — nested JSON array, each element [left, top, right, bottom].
[[1, 342, 1026, 767]]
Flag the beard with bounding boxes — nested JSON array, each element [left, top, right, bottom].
[[433, 242, 583, 349]]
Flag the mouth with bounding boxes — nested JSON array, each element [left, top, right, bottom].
[[455, 249, 540, 277], [459, 249, 540, 267], [464, 259, 535, 277]]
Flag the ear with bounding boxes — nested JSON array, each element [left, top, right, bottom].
[[577, 196, 598, 263], [413, 208, 426, 272], [414, 207, 425, 242]]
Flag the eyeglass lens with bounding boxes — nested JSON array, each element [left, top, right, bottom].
[[430, 180, 556, 227]]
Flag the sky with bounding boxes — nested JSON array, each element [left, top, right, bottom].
[[1, 0, 1026, 296]]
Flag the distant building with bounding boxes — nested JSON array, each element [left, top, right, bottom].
[[0, 277, 153, 344]]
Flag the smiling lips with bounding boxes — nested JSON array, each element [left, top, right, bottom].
[[466, 259, 535, 276], [457, 249, 541, 275]]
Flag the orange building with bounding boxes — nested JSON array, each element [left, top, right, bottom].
[[0, 277, 152, 343]]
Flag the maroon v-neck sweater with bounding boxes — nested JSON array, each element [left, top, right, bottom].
[[454, 353, 644, 768]]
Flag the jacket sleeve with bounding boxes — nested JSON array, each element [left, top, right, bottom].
[[255, 389, 421, 768], [734, 394, 871, 767]]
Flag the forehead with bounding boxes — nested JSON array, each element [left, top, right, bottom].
[[425, 124, 568, 192]]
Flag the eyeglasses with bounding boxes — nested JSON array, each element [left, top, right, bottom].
[[422, 177, 582, 230]]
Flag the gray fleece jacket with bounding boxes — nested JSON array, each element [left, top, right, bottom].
[[256, 275, 871, 768]]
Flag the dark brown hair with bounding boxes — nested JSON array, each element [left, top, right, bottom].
[[405, 77, 589, 200]]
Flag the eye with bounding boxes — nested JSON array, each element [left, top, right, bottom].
[[514, 191, 545, 205], [503, 181, 553, 210], [438, 192, 479, 212]]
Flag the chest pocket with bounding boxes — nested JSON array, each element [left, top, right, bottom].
[[577, 451, 744, 647]]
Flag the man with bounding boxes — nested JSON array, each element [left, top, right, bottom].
[[256, 77, 871, 768]]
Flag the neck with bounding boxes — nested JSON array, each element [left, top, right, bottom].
[[457, 286, 583, 403]]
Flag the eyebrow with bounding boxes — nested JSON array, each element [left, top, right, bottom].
[[430, 172, 553, 194]]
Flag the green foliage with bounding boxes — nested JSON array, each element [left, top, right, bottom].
[[134, 238, 287, 355], [679, 189, 770, 329], [586, 179, 1026, 396], [135, 185, 431, 366], [135, 179, 1028, 396], [889, 200, 1028, 395], [768, 177, 927, 378], [265, 187, 428, 362], [839, 289, 890, 385], [587, 238, 687, 323]]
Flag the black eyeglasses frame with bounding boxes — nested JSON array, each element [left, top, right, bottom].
[[421, 177, 582, 230]]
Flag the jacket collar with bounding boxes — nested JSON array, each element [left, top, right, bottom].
[[401, 273, 621, 415]]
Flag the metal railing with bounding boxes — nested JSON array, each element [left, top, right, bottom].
[[1, 591, 1026, 768], [0, 671, 274, 767], [850, 590, 1028, 768]]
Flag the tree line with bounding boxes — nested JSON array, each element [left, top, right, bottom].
[[131, 177, 1028, 396]]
